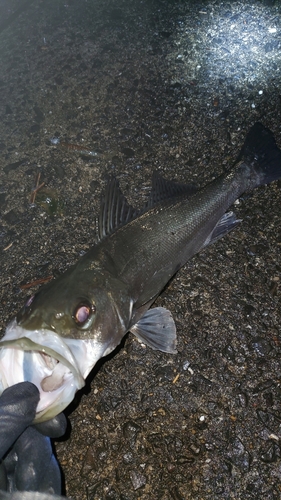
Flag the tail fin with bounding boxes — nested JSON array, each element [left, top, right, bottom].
[[238, 122, 281, 185]]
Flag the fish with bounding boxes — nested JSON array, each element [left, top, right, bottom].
[[0, 122, 280, 422]]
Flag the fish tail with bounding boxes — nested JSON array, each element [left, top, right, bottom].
[[238, 122, 281, 187]]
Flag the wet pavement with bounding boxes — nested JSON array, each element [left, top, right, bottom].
[[0, 0, 281, 499]]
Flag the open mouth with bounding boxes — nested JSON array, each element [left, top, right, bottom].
[[0, 319, 86, 422], [0, 318, 109, 422], [40, 352, 60, 391]]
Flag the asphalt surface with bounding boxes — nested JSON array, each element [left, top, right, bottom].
[[0, 1, 281, 499]]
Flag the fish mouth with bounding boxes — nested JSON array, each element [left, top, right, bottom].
[[0, 319, 104, 422]]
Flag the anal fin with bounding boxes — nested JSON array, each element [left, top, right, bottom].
[[201, 211, 241, 249]]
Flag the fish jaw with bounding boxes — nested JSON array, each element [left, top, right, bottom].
[[0, 319, 108, 422]]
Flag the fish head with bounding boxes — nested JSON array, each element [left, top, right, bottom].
[[0, 272, 128, 422]]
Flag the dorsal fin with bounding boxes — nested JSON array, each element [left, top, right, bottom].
[[96, 173, 198, 241], [146, 171, 197, 208], [96, 177, 138, 240]]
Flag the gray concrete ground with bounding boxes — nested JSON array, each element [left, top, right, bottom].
[[0, 1, 281, 499]]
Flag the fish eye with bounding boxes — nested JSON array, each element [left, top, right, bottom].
[[73, 301, 96, 328]]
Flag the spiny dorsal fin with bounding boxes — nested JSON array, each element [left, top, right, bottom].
[[96, 173, 198, 240], [96, 177, 138, 241]]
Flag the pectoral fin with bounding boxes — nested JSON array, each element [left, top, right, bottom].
[[130, 307, 177, 354]]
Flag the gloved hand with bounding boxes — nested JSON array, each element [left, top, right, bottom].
[[0, 382, 67, 495], [0, 492, 67, 500]]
